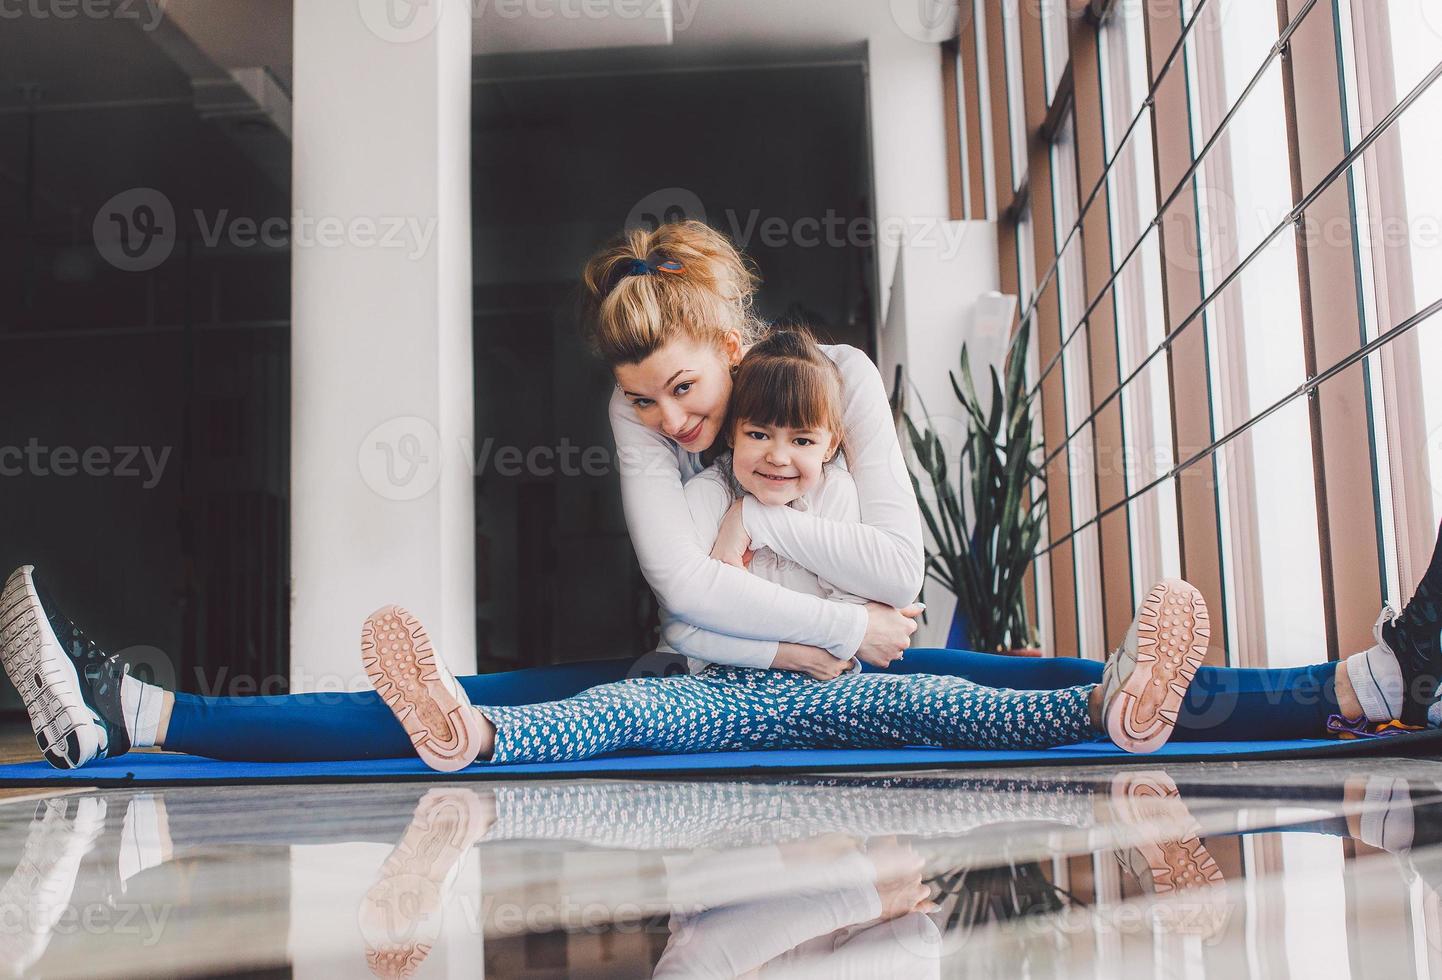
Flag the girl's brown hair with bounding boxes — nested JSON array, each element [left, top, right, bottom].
[[725, 326, 845, 457], [579, 220, 767, 366]]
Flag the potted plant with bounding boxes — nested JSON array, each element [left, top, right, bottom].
[[903, 321, 1046, 655]]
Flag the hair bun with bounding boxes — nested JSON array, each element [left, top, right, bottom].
[[755, 323, 819, 357]]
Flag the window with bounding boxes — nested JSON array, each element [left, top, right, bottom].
[[1040, 0, 1071, 101], [969, 0, 1438, 668], [1100, 0, 1181, 601], [1183, 0, 1326, 667], [972, 0, 999, 219], [1051, 114, 1106, 658], [1099, 0, 1151, 159], [1002, 0, 1029, 191], [1017, 204, 1053, 652], [1340, 0, 1442, 603]]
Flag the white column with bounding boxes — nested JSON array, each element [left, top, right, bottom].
[[290, 0, 475, 691]]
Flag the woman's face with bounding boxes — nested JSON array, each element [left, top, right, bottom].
[[614, 334, 741, 453]]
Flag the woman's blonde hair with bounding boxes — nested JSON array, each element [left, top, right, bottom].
[[579, 220, 767, 366]]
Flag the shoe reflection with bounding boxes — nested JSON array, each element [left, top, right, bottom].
[[0, 797, 107, 977], [359, 788, 496, 979], [1108, 771, 1230, 940]]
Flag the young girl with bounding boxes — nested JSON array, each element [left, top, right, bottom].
[[2, 221, 1433, 771]]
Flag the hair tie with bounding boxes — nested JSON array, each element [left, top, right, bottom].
[[608, 255, 686, 292]]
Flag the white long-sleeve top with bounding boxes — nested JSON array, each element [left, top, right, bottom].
[[610, 343, 924, 664], [665, 463, 868, 673]]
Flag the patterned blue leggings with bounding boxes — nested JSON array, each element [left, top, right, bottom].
[[477, 665, 1098, 764]]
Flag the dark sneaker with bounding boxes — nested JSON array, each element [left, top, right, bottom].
[[0, 566, 131, 769], [1376, 527, 1442, 726], [1100, 579, 1211, 754]]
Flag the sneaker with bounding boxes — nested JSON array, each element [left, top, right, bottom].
[[1099, 579, 1211, 754], [0, 566, 131, 769], [359, 788, 496, 978], [1372, 526, 1442, 725], [361, 605, 486, 773]]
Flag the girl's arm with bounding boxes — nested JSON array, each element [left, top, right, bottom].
[[611, 391, 867, 659], [740, 345, 925, 609]]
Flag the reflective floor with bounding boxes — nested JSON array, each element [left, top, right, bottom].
[[3, 757, 1442, 977]]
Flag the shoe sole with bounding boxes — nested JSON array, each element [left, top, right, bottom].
[[1105, 578, 1210, 754], [361, 605, 484, 773], [1111, 771, 1227, 937], [0, 566, 100, 769]]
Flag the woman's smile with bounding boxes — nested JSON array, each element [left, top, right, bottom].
[[673, 420, 705, 446]]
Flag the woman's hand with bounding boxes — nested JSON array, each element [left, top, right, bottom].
[[855, 602, 922, 669], [710, 499, 754, 569], [771, 643, 854, 681]]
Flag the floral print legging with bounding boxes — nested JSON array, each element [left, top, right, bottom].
[[476, 664, 1099, 765]]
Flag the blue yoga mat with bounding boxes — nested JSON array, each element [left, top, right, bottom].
[[1, 731, 1439, 787]]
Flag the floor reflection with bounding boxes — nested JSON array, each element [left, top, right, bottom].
[[2, 761, 1442, 977]]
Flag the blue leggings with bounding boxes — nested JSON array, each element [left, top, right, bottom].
[[163, 648, 1341, 763]]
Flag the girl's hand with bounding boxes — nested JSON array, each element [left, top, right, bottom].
[[710, 499, 754, 569], [771, 643, 853, 681]]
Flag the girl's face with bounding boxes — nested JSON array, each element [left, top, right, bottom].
[[729, 420, 838, 506], [613, 334, 742, 453]]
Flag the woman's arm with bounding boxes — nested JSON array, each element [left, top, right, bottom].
[[611, 390, 867, 659], [740, 345, 925, 608]]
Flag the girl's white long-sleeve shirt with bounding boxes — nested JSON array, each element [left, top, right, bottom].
[[609, 342, 925, 666], [666, 463, 868, 673]]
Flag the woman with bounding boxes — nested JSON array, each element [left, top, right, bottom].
[[1, 222, 1434, 769]]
